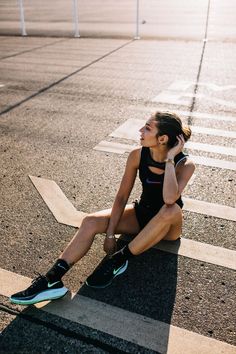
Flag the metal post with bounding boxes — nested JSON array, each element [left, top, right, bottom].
[[134, 0, 140, 39], [73, 0, 80, 37], [18, 0, 27, 36]]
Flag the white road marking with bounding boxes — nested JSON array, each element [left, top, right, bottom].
[[109, 118, 236, 139], [1, 268, 235, 354], [190, 125, 236, 138], [28, 176, 236, 269], [135, 106, 236, 122], [162, 80, 236, 92], [186, 141, 236, 156], [183, 197, 236, 221], [120, 235, 236, 271], [152, 81, 236, 109], [188, 155, 236, 171], [95, 139, 236, 160], [0, 83, 5, 88], [94, 140, 135, 154], [176, 109, 236, 122], [95, 139, 236, 170], [189, 93, 236, 110], [29, 175, 86, 228]]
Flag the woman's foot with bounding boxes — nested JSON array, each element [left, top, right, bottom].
[[86, 257, 128, 288], [9, 274, 68, 305]]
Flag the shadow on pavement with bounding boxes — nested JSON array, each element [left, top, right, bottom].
[[0, 238, 180, 353], [77, 237, 180, 353]]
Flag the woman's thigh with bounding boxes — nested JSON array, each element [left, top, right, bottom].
[[162, 210, 183, 241], [88, 204, 140, 235]]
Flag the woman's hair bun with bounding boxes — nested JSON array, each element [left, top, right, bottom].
[[182, 125, 192, 142]]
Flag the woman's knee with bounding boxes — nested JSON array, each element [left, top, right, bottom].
[[80, 214, 108, 234], [159, 203, 182, 222]]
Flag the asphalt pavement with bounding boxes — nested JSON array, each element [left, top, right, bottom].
[[0, 1, 235, 353]]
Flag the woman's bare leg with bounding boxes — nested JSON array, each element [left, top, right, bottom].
[[59, 204, 140, 266], [128, 204, 182, 255]]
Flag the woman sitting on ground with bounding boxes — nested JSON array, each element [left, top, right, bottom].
[[10, 111, 195, 305]]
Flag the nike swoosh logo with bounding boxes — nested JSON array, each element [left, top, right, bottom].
[[57, 264, 67, 270], [113, 265, 123, 275], [48, 281, 60, 288], [146, 178, 161, 184]]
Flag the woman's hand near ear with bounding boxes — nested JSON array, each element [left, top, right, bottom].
[[167, 134, 185, 159]]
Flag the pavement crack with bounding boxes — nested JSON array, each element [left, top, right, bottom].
[[0, 38, 68, 61], [188, 0, 211, 123], [0, 39, 134, 117]]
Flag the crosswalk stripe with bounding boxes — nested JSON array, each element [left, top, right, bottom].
[[28, 176, 236, 270], [176, 110, 236, 122], [109, 118, 236, 139], [1, 268, 235, 354], [108, 118, 236, 156], [129, 106, 236, 122], [94, 141, 236, 168], [182, 197, 236, 222], [120, 235, 236, 271], [190, 125, 236, 138], [188, 155, 236, 171], [186, 141, 236, 156]]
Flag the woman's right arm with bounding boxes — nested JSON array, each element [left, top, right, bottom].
[[104, 148, 140, 252]]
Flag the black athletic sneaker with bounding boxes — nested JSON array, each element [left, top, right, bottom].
[[9, 274, 68, 305], [86, 257, 128, 288]]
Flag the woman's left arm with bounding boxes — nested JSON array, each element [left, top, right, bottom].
[[163, 135, 195, 205]]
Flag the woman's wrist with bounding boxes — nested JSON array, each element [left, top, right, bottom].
[[167, 153, 175, 160], [165, 157, 175, 165], [106, 234, 116, 239]]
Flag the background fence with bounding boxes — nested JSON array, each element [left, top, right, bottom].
[[0, 0, 234, 41]]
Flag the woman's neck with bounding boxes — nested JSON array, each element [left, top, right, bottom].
[[149, 146, 169, 162]]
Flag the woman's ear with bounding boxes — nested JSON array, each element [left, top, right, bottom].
[[158, 134, 168, 145]]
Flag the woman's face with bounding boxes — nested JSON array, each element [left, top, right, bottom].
[[139, 118, 159, 147]]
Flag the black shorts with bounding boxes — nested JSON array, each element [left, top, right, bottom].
[[133, 201, 162, 230], [133, 200, 183, 230]]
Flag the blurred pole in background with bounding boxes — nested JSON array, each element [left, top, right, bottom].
[[73, 0, 80, 37], [134, 0, 140, 39], [18, 0, 27, 36]]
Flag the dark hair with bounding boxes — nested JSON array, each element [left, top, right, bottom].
[[153, 111, 191, 148]]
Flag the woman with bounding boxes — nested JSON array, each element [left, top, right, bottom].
[[10, 111, 195, 305]]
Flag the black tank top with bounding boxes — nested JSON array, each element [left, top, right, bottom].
[[138, 147, 187, 211]]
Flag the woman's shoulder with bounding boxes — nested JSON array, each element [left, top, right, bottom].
[[175, 152, 195, 173], [128, 147, 142, 169]]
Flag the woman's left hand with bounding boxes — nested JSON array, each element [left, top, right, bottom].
[[103, 237, 117, 255], [167, 134, 185, 159]]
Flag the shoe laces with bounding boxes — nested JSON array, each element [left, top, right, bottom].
[[29, 272, 47, 289]]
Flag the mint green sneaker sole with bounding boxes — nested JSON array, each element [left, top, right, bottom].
[[9, 287, 68, 306]]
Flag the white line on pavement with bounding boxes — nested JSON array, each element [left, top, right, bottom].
[[152, 92, 236, 109], [109, 118, 236, 139], [29, 175, 86, 228], [28, 176, 236, 270], [94, 140, 236, 170], [177, 110, 236, 122], [1, 268, 235, 354], [30, 175, 236, 224], [95, 140, 236, 163], [132, 106, 236, 122], [188, 155, 236, 171], [120, 235, 236, 271]]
